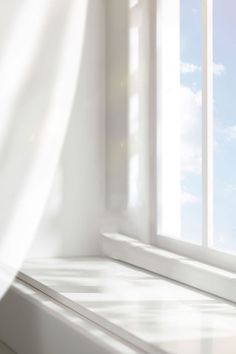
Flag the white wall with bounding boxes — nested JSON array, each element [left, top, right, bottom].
[[106, 0, 128, 212], [105, 0, 155, 244], [29, 0, 155, 258], [28, 0, 106, 257]]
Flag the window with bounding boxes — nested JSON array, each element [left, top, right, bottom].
[[213, 0, 236, 254], [155, 0, 236, 272]]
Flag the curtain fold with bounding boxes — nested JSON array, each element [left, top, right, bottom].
[[0, 0, 88, 299]]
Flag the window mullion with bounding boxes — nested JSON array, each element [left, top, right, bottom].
[[202, 0, 213, 249]]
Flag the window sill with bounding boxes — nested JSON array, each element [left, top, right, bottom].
[[0, 276, 143, 354], [102, 232, 236, 303], [8, 255, 236, 354]]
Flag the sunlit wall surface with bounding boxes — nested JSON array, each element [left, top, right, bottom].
[[213, 0, 236, 253], [0, 0, 88, 300], [157, 0, 202, 243]]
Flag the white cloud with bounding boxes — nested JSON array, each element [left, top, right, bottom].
[[223, 125, 236, 141], [181, 61, 226, 76], [181, 62, 200, 74], [180, 85, 202, 174], [224, 184, 236, 194], [179, 62, 225, 173], [182, 191, 199, 205], [213, 63, 226, 76]]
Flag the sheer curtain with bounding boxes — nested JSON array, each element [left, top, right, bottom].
[[0, 0, 88, 299]]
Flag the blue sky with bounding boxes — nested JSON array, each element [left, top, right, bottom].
[[180, 0, 236, 252], [213, 0, 236, 252]]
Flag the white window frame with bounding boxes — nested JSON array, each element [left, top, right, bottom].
[[102, 0, 236, 304], [152, 0, 236, 274]]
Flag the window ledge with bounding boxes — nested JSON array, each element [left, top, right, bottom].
[[0, 277, 143, 354], [11, 255, 236, 354], [102, 232, 236, 303]]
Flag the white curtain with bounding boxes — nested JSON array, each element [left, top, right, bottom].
[[0, 0, 88, 299]]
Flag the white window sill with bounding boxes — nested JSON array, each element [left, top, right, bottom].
[[1, 237, 235, 354], [12, 255, 236, 354], [102, 232, 236, 303], [0, 276, 143, 354]]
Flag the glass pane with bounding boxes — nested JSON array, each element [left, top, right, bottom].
[[213, 0, 236, 253], [157, 0, 202, 243]]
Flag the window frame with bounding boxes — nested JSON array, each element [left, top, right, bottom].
[[152, 0, 236, 274]]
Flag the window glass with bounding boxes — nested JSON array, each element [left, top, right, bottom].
[[157, 0, 202, 243], [213, 0, 236, 253]]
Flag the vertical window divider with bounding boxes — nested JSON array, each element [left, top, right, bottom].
[[149, 0, 158, 245], [202, 0, 213, 249]]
